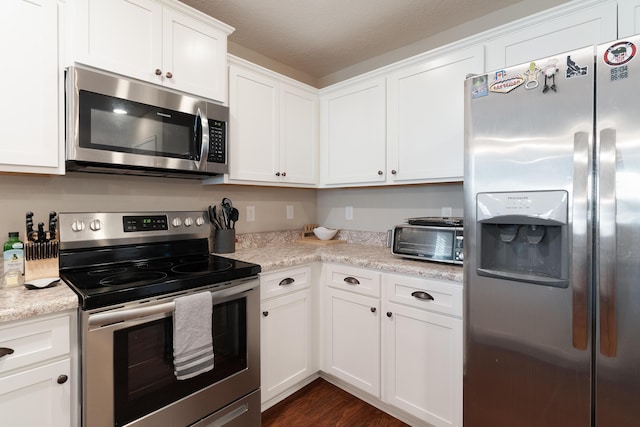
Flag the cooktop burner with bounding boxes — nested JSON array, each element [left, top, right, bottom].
[[61, 252, 260, 310]]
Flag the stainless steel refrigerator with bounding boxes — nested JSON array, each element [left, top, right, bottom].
[[463, 35, 640, 426]]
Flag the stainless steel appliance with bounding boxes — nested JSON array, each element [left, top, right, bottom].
[[390, 217, 463, 264], [464, 36, 640, 426], [58, 211, 261, 427], [66, 66, 229, 178]]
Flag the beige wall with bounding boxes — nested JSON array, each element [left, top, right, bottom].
[[0, 173, 316, 243], [317, 183, 463, 232], [0, 172, 462, 242]]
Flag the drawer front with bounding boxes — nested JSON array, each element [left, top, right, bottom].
[[260, 266, 312, 300], [384, 273, 462, 317], [0, 314, 70, 374], [325, 264, 381, 298]]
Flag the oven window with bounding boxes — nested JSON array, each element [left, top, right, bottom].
[[395, 228, 454, 260], [113, 298, 247, 426], [79, 90, 197, 159]]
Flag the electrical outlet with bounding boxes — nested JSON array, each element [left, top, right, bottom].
[[246, 206, 255, 222], [286, 205, 294, 220], [345, 206, 353, 220], [442, 207, 453, 217]]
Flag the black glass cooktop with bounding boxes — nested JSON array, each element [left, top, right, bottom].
[[60, 240, 261, 310]]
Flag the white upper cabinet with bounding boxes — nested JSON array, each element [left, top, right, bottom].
[[68, 0, 233, 102], [485, 1, 617, 71], [618, 0, 640, 37], [0, 0, 63, 174], [387, 45, 484, 183], [210, 59, 318, 186], [320, 77, 387, 186]]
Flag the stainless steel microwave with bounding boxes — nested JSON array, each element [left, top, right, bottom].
[[390, 217, 463, 265], [65, 66, 229, 178]]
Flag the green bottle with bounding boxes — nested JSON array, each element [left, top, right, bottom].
[[3, 232, 24, 286]]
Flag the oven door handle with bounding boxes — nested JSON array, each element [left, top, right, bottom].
[[88, 280, 257, 327], [196, 107, 209, 171]]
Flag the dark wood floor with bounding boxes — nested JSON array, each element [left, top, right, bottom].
[[262, 378, 409, 427]]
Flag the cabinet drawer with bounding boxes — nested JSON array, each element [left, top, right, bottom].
[[325, 264, 380, 298], [260, 266, 312, 300], [0, 314, 70, 374], [384, 273, 462, 318]]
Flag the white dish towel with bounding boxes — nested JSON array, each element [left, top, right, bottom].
[[173, 291, 214, 380]]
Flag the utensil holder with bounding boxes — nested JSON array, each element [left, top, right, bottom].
[[213, 229, 236, 254]]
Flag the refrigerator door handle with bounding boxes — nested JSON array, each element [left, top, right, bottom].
[[572, 131, 590, 350], [599, 128, 617, 358]]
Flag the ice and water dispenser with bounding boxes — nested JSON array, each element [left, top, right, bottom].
[[476, 190, 569, 287]]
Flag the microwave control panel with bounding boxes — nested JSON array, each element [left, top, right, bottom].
[[208, 120, 226, 164]]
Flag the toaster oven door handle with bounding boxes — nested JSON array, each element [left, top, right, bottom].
[[88, 280, 256, 327], [196, 107, 209, 171]]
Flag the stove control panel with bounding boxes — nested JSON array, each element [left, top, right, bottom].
[[59, 211, 210, 248]]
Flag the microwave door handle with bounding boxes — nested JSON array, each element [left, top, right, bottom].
[[195, 107, 209, 171]]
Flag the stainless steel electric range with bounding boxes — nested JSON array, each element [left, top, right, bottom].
[[58, 210, 262, 427]]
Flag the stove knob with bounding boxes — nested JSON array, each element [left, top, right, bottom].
[[171, 217, 182, 227], [90, 219, 102, 231], [184, 217, 194, 227], [71, 219, 85, 232], [195, 217, 205, 226]]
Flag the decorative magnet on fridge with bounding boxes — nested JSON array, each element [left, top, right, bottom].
[[542, 58, 559, 93], [523, 62, 540, 90]]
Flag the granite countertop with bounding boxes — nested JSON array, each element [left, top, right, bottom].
[[0, 240, 462, 324], [0, 281, 78, 323], [228, 242, 463, 284]]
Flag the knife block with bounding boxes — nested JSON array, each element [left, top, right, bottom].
[[24, 240, 59, 282]]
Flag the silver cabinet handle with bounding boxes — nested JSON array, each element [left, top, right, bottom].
[[0, 347, 14, 358], [599, 128, 617, 358], [572, 131, 590, 351], [344, 277, 360, 285], [411, 291, 434, 301], [278, 278, 295, 286]]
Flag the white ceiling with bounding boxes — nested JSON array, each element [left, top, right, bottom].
[[179, 0, 569, 86]]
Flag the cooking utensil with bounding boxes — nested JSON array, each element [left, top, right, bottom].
[[229, 208, 239, 229], [24, 277, 60, 290]]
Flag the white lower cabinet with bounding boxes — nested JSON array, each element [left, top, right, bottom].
[[0, 311, 76, 427], [323, 264, 382, 397], [382, 273, 463, 427], [260, 266, 314, 407]]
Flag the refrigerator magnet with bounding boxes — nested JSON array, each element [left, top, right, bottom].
[[604, 41, 636, 67], [566, 56, 589, 79]]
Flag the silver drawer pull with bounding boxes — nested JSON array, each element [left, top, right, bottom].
[[0, 347, 14, 358], [411, 291, 434, 301], [344, 277, 360, 285], [279, 278, 295, 286]]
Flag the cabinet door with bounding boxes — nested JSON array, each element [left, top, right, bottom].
[[325, 288, 380, 397], [228, 64, 280, 182], [619, 0, 640, 37], [320, 77, 386, 186], [387, 45, 483, 183], [279, 83, 318, 184], [162, 9, 228, 102], [261, 289, 313, 403], [485, 2, 617, 71], [73, 0, 163, 84], [0, 359, 71, 427], [384, 301, 462, 427], [0, 0, 62, 174]]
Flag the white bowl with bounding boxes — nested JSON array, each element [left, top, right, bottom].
[[313, 226, 338, 240]]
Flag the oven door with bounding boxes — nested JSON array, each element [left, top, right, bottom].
[[391, 225, 461, 263], [81, 278, 260, 427]]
